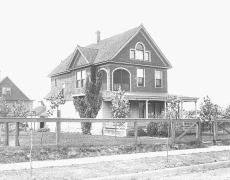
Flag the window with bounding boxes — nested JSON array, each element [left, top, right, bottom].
[[155, 70, 162, 88], [145, 52, 149, 61], [137, 68, 144, 87], [54, 79, 57, 86], [130, 43, 150, 61], [76, 70, 86, 88], [62, 83, 65, 95], [2, 87, 11, 95], [136, 43, 144, 60], [113, 69, 130, 91], [130, 50, 135, 60]]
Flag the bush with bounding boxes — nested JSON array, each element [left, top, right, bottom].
[[37, 128, 50, 132], [147, 122, 170, 137], [81, 122, 91, 135]]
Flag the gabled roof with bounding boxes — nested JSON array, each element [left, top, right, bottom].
[[0, 76, 31, 101], [48, 24, 172, 77], [32, 106, 48, 117]]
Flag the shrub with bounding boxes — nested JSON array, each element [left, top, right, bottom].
[[147, 122, 170, 137]]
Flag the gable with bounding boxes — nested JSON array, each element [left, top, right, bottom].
[[48, 24, 172, 77], [68, 50, 89, 69], [0, 77, 31, 101], [111, 30, 171, 68]]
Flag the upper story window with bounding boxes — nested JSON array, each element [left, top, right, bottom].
[[155, 70, 162, 88], [2, 87, 11, 95], [61, 83, 65, 96], [137, 68, 145, 87], [54, 78, 57, 86], [76, 69, 86, 88], [136, 43, 144, 60], [130, 43, 150, 61]]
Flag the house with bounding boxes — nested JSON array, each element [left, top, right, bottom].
[[45, 24, 198, 136], [0, 76, 33, 113], [28, 101, 48, 131]]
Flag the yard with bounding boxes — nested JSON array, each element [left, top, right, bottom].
[[0, 130, 230, 164]]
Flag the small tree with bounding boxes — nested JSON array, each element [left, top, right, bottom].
[[73, 71, 102, 135], [47, 90, 66, 116], [200, 96, 222, 144], [111, 86, 130, 138], [223, 105, 230, 119], [0, 97, 12, 143], [166, 95, 181, 119]]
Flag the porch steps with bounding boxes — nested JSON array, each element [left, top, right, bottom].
[[127, 127, 147, 137]]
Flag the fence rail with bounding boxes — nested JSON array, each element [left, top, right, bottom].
[[0, 118, 230, 147]]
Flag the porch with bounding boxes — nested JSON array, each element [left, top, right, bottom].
[[102, 92, 199, 137]]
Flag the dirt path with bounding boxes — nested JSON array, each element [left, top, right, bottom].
[[1, 150, 230, 180]]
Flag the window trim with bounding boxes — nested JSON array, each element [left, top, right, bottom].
[[76, 69, 86, 88], [130, 42, 151, 61], [155, 70, 163, 88], [137, 68, 145, 87], [112, 67, 131, 92], [2, 87, 11, 95], [98, 68, 108, 91]]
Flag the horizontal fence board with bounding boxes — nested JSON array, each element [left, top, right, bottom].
[[0, 117, 229, 123], [0, 118, 200, 123]]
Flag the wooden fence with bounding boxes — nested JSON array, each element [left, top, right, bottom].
[[0, 117, 230, 146]]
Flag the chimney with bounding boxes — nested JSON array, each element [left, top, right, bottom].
[[95, 30, 101, 43]]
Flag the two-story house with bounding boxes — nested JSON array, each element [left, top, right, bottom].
[[0, 76, 33, 113], [45, 24, 198, 136]]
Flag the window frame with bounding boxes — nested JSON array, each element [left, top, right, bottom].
[[137, 68, 145, 87], [76, 69, 86, 88], [130, 42, 151, 61], [155, 70, 163, 88], [2, 87, 11, 95]]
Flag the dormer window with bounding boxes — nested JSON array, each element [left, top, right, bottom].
[[130, 43, 150, 61]]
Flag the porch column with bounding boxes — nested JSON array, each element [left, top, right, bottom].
[[146, 100, 149, 118], [195, 101, 197, 118], [164, 101, 167, 118], [180, 101, 184, 119], [195, 100, 199, 139]]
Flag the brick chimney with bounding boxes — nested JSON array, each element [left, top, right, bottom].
[[95, 30, 101, 43]]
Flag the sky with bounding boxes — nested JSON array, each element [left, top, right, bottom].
[[0, 0, 230, 110]]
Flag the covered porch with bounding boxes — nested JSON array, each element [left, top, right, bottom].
[[102, 92, 199, 137]]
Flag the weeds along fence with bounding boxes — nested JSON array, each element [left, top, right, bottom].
[[0, 118, 230, 147]]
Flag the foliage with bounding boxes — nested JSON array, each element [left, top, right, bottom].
[[222, 104, 230, 119], [0, 96, 11, 117], [147, 95, 181, 138], [147, 122, 170, 137], [199, 96, 222, 123], [111, 86, 130, 138], [73, 71, 102, 135], [111, 86, 130, 119], [166, 95, 181, 119], [9, 100, 28, 117], [47, 90, 66, 116]]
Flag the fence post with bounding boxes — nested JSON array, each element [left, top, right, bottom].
[[213, 120, 218, 144], [5, 122, 9, 146], [196, 121, 202, 141], [134, 122, 138, 148], [15, 122, 19, 146], [56, 109, 61, 145], [171, 121, 175, 142]]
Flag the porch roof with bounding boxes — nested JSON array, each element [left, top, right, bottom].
[[103, 92, 198, 102]]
